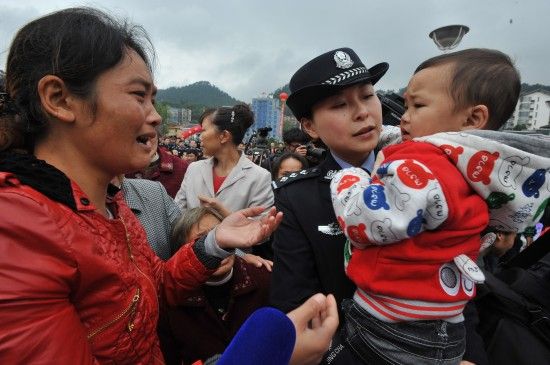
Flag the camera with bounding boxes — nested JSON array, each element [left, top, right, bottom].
[[378, 92, 405, 126], [257, 127, 272, 137], [306, 144, 326, 160], [244, 127, 274, 166], [252, 127, 271, 150]]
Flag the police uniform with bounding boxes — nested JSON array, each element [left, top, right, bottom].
[[270, 46, 390, 364], [269, 47, 388, 316], [270, 152, 355, 313]]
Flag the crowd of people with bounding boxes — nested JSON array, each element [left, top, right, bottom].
[[1, 6, 550, 365], [156, 125, 316, 185]]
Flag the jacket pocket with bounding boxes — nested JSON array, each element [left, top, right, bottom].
[[87, 288, 141, 340]]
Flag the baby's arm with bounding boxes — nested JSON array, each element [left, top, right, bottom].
[[330, 159, 449, 248]]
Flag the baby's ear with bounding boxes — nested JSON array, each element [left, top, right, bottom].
[[464, 104, 489, 130]]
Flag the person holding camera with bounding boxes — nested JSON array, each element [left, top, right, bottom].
[[245, 126, 274, 168], [283, 127, 309, 157], [282, 127, 326, 168]]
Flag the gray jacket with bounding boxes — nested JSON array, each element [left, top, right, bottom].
[[174, 153, 274, 214], [122, 178, 181, 260]]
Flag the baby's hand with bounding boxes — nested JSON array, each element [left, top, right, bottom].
[[372, 150, 386, 175]]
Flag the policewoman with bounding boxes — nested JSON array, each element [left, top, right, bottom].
[[270, 48, 388, 314]]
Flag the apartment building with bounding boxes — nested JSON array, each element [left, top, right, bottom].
[[506, 89, 550, 130]]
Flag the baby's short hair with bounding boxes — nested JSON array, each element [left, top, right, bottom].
[[415, 48, 520, 130]]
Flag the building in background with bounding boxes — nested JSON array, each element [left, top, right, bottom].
[[251, 94, 281, 139], [506, 90, 550, 131], [167, 106, 193, 125]]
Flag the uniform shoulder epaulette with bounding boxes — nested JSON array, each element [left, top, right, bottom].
[[271, 167, 321, 190]]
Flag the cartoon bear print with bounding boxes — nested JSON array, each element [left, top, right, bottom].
[[396, 160, 435, 190], [370, 218, 397, 245], [440, 144, 464, 165], [407, 209, 425, 237], [363, 185, 390, 210], [337, 174, 360, 194], [346, 223, 370, 246], [335, 183, 362, 210], [344, 198, 364, 217], [486, 192, 515, 210], [522, 168, 547, 199], [498, 155, 529, 189], [425, 187, 448, 226], [467, 150, 500, 185], [389, 181, 411, 211]]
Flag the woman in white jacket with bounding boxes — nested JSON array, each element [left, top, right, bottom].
[[175, 104, 273, 215]]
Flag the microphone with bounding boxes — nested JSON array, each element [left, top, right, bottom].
[[217, 307, 296, 365]]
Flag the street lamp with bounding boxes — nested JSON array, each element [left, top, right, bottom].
[[429, 25, 469, 52], [278, 92, 288, 138]]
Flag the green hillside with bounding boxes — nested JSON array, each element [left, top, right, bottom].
[[156, 81, 241, 120], [154, 79, 550, 122]]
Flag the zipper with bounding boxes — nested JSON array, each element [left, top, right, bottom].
[[119, 217, 159, 311], [86, 216, 156, 340], [87, 288, 140, 340]]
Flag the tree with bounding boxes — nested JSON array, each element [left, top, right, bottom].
[[155, 102, 170, 135], [283, 118, 299, 132], [0, 70, 5, 89], [513, 124, 527, 131]]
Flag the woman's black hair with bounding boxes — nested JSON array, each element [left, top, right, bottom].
[[211, 103, 254, 145], [271, 152, 308, 180], [198, 108, 217, 125], [282, 127, 310, 145], [0, 7, 154, 152]]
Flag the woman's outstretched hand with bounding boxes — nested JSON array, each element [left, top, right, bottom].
[[215, 206, 282, 249]]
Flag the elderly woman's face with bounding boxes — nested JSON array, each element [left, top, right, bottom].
[[189, 213, 235, 278], [70, 49, 161, 176], [188, 213, 220, 241]]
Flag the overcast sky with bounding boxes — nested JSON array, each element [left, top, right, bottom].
[[1, 0, 549, 102]]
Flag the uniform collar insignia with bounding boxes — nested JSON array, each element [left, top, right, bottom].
[[318, 221, 343, 236], [324, 170, 338, 180]]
